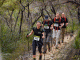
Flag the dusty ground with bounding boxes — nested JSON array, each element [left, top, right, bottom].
[[18, 31, 77, 60]]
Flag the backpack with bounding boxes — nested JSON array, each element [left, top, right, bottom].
[[54, 17, 61, 23], [64, 17, 66, 22], [61, 17, 66, 22], [53, 17, 61, 31], [43, 20, 50, 26]]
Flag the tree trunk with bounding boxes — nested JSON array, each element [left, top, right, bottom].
[[41, 9, 44, 21], [10, 9, 14, 32], [78, 0, 80, 23], [19, 10, 23, 34], [14, 10, 20, 31], [45, 9, 53, 20]]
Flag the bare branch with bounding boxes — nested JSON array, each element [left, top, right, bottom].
[[14, 10, 20, 31], [10, 9, 14, 32], [49, 0, 56, 15], [66, 1, 80, 6], [32, 15, 42, 26], [0, 15, 10, 28], [45, 9, 53, 20], [54, 1, 80, 6]]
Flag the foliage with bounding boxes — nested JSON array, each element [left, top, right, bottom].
[[0, 23, 33, 60], [74, 28, 80, 49], [0, 0, 79, 60]]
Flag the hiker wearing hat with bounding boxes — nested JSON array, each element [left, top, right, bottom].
[[61, 13, 68, 43], [52, 13, 64, 49], [42, 15, 53, 53]]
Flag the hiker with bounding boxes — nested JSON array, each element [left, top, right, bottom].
[[61, 12, 68, 43], [52, 13, 64, 49], [27, 21, 45, 60], [42, 15, 53, 53]]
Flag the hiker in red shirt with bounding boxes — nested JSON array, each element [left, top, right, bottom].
[[52, 13, 64, 49]]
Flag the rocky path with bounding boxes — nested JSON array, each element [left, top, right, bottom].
[[16, 31, 77, 60]]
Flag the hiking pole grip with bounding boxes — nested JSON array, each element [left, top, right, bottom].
[[26, 33, 29, 38], [26, 33, 30, 52]]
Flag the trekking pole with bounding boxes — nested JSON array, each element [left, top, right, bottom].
[[50, 31, 53, 51], [27, 34, 29, 51], [27, 1, 31, 57], [44, 31, 46, 60], [71, 19, 73, 37], [44, 33, 45, 60], [50, 33, 51, 51], [72, 19, 74, 36], [66, 26, 68, 39], [44, 53, 45, 60], [26, 33, 30, 56]]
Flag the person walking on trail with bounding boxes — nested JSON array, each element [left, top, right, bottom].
[[52, 13, 64, 49], [61, 12, 68, 43], [27, 21, 45, 60], [42, 15, 53, 53]]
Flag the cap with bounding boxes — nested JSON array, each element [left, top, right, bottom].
[[45, 15, 48, 20]]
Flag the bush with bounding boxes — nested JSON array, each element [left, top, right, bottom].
[[75, 29, 80, 49], [0, 24, 33, 60]]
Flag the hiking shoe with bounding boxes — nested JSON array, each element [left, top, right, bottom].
[[48, 48, 50, 52], [62, 40, 63, 43], [53, 41, 56, 46], [43, 51, 46, 54], [55, 45, 58, 49], [56, 47, 58, 49], [58, 41, 60, 44], [39, 55, 42, 60]]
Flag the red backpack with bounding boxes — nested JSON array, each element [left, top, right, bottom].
[[53, 17, 61, 31], [54, 17, 61, 23], [43, 20, 50, 26]]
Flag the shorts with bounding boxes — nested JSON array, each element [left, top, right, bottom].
[[32, 39, 43, 55]]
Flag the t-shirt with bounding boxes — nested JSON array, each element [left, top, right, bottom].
[[61, 17, 68, 28], [52, 18, 63, 30], [32, 27, 44, 40], [42, 20, 53, 32]]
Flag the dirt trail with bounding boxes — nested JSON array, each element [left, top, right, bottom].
[[17, 31, 77, 60]]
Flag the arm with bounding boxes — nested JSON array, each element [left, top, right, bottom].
[[66, 18, 68, 26], [50, 20, 54, 30], [42, 24, 44, 28], [59, 19, 64, 28], [66, 23, 68, 26], [42, 32, 45, 39], [61, 23, 64, 27], [27, 30, 34, 37], [50, 24, 53, 30], [59, 23, 64, 28], [42, 21, 44, 28]]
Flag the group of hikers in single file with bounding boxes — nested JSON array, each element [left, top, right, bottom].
[[27, 12, 68, 60]]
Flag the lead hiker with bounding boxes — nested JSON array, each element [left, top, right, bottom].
[[27, 21, 45, 60]]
